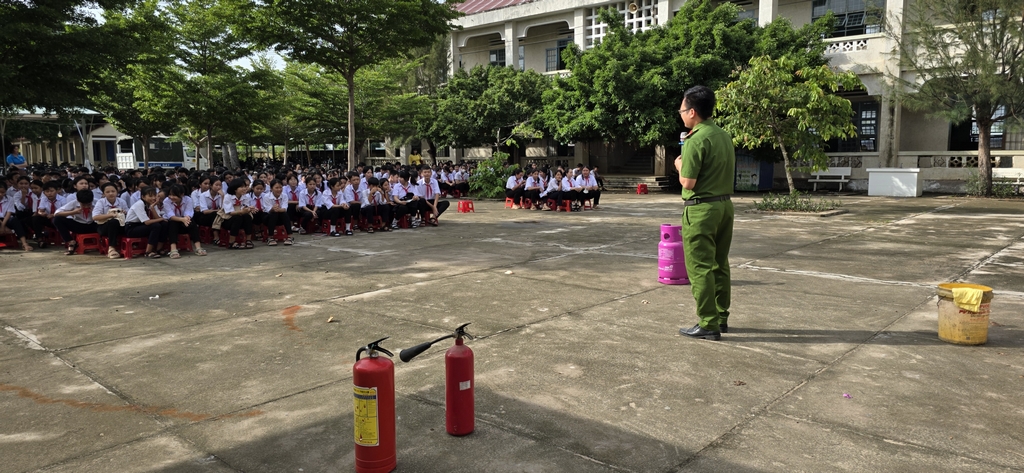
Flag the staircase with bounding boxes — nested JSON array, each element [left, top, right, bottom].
[[600, 175, 676, 192]]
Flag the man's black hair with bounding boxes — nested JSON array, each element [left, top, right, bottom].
[[76, 189, 94, 205], [683, 85, 716, 120]]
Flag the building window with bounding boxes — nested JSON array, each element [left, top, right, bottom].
[[825, 100, 878, 152], [950, 106, 1006, 151], [458, 54, 463, 70], [489, 49, 506, 67], [812, 0, 884, 37], [585, 0, 659, 48], [545, 39, 571, 72], [518, 45, 525, 71]]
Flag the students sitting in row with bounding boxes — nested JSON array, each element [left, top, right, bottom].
[[505, 170, 525, 209], [222, 178, 256, 249], [163, 184, 208, 257], [124, 187, 167, 258], [261, 179, 294, 245], [93, 182, 127, 258], [0, 180, 33, 251]]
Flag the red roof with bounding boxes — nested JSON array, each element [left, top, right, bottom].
[[456, 0, 535, 15]]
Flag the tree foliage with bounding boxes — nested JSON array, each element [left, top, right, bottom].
[[888, 0, 1024, 195], [540, 0, 755, 146], [425, 66, 550, 150], [252, 0, 462, 169], [717, 55, 861, 194]]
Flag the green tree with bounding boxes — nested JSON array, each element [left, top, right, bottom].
[[426, 65, 549, 152], [251, 0, 462, 170], [540, 0, 755, 147], [717, 55, 861, 194], [86, 0, 178, 168], [1, 0, 133, 113], [887, 0, 1024, 195]]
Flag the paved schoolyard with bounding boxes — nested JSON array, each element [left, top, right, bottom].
[[1, 193, 1022, 473]]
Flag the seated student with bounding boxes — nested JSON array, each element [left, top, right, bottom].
[[197, 177, 222, 228], [53, 189, 99, 255], [359, 177, 391, 233], [0, 181, 34, 251], [32, 181, 64, 247], [163, 184, 207, 258], [296, 176, 320, 234], [262, 179, 294, 246], [11, 176, 34, 232], [189, 177, 205, 214], [124, 187, 167, 258], [523, 169, 544, 210], [319, 177, 349, 237], [389, 170, 418, 228], [546, 170, 566, 211], [222, 178, 255, 249], [416, 166, 449, 225], [245, 179, 268, 231], [536, 170, 551, 209], [561, 170, 580, 209], [505, 170, 526, 209], [92, 182, 127, 259], [343, 172, 362, 231], [575, 166, 601, 209], [438, 165, 455, 196]]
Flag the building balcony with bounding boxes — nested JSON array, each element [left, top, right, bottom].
[[823, 33, 888, 72]]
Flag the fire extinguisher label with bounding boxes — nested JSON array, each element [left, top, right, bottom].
[[353, 386, 379, 447], [459, 380, 472, 391]]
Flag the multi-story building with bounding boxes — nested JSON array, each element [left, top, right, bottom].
[[450, 0, 1024, 192]]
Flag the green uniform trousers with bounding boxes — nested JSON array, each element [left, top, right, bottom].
[[682, 200, 734, 331]]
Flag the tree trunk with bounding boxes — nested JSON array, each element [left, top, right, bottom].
[[205, 132, 213, 169], [141, 136, 150, 169], [978, 121, 993, 196], [304, 140, 312, 167], [346, 72, 356, 172], [778, 139, 796, 194], [224, 142, 240, 169]]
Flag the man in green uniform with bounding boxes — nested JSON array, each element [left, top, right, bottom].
[[674, 85, 734, 341]]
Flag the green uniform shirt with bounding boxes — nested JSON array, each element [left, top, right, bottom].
[[679, 120, 735, 201]]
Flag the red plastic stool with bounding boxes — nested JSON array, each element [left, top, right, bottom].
[[272, 225, 288, 241], [119, 237, 148, 259], [320, 219, 331, 234], [74, 233, 103, 255], [398, 214, 411, 229], [452, 189, 462, 198], [253, 224, 269, 242], [421, 210, 436, 226], [636, 183, 649, 194], [457, 200, 475, 213], [0, 233, 15, 248], [44, 230, 63, 246], [218, 228, 232, 247], [176, 235, 193, 252], [504, 197, 515, 208], [522, 198, 533, 209], [198, 226, 214, 244], [582, 199, 593, 210]]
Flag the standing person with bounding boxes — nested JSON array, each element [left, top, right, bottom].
[[674, 85, 735, 341]]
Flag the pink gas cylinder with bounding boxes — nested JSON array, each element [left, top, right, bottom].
[[658, 224, 689, 285]]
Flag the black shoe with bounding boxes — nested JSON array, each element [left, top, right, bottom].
[[680, 324, 721, 340], [720, 323, 728, 334], [330, 231, 341, 237], [345, 229, 354, 236]]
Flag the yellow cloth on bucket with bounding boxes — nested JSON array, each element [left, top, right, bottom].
[[952, 286, 984, 313]]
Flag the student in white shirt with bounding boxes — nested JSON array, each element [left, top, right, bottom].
[[246, 180, 268, 232], [32, 181, 64, 247], [319, 177, 349, 236], [92, 183, 127, 258], [262, 179, 294, 245], [123, 187, 167, 258], [547, 170, 566, 211], [222, 178, 255, 249], [505, 170, 526, 209], [197, 178, 222, 228], [562, 171, 580, 209], [523, 169, 544, 210], [284, 175, 301, 231], [416, 166, 449, 225], [163, 184, 207, 257], [0, 180, 33, 251], [390, 170, 417, 228], [296, 176, 320, 234], [359, 177, 391, 233], [53, 189, 99, 254], [575, 167, 601, 209], [344, 171, 363, 231]]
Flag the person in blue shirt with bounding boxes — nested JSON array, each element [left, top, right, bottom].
[[6, 145, 28, 170]]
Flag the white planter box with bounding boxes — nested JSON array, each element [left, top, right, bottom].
[[866, 168, 922, 197]]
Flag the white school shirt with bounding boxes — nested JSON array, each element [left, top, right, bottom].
[[562, 176, 576, 190], [263, 192, 287, 211], [4, 187, 16, 199], [129, 190, 141, 207], [284, 185, 300, 203], [10, 190, 31, 212], [391, 182, 411, 201], [342, 185, 358, 205], [190, 189, 203, 210], [124, 199, 153, 224], [162, 196, 195, 219], [221, 194, 243, 214], [525, 176, 543, 190], [199, 190, 221, 212], [246, 192, 267, 212], [91, 188, 103, 202], [416, 178, 441, 200], [56, 199, 95, 224], [35, 194, 64, 215], [93, 196, 128, 217], [575, 175, 598, 188], [358, 188, 371, 206], [297, 187, 319, 209], [0, 195, 12, 218], [505, 175, 522, 190], [538, 177, 550, 197], [318, 188, 340, 209]]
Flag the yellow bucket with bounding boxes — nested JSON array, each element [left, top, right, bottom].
[[936, 283, 993, 345]]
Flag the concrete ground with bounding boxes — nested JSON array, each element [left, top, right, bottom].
[[1, 193, 1022, 473]]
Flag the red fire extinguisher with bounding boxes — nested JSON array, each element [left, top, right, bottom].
[[353, 337, 396, 473], [399, 323, 475, 436]]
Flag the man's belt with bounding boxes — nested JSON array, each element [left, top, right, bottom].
[[682, 195, 731, 207]]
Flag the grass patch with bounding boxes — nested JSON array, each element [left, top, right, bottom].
[[755, 191, 843, 212]]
